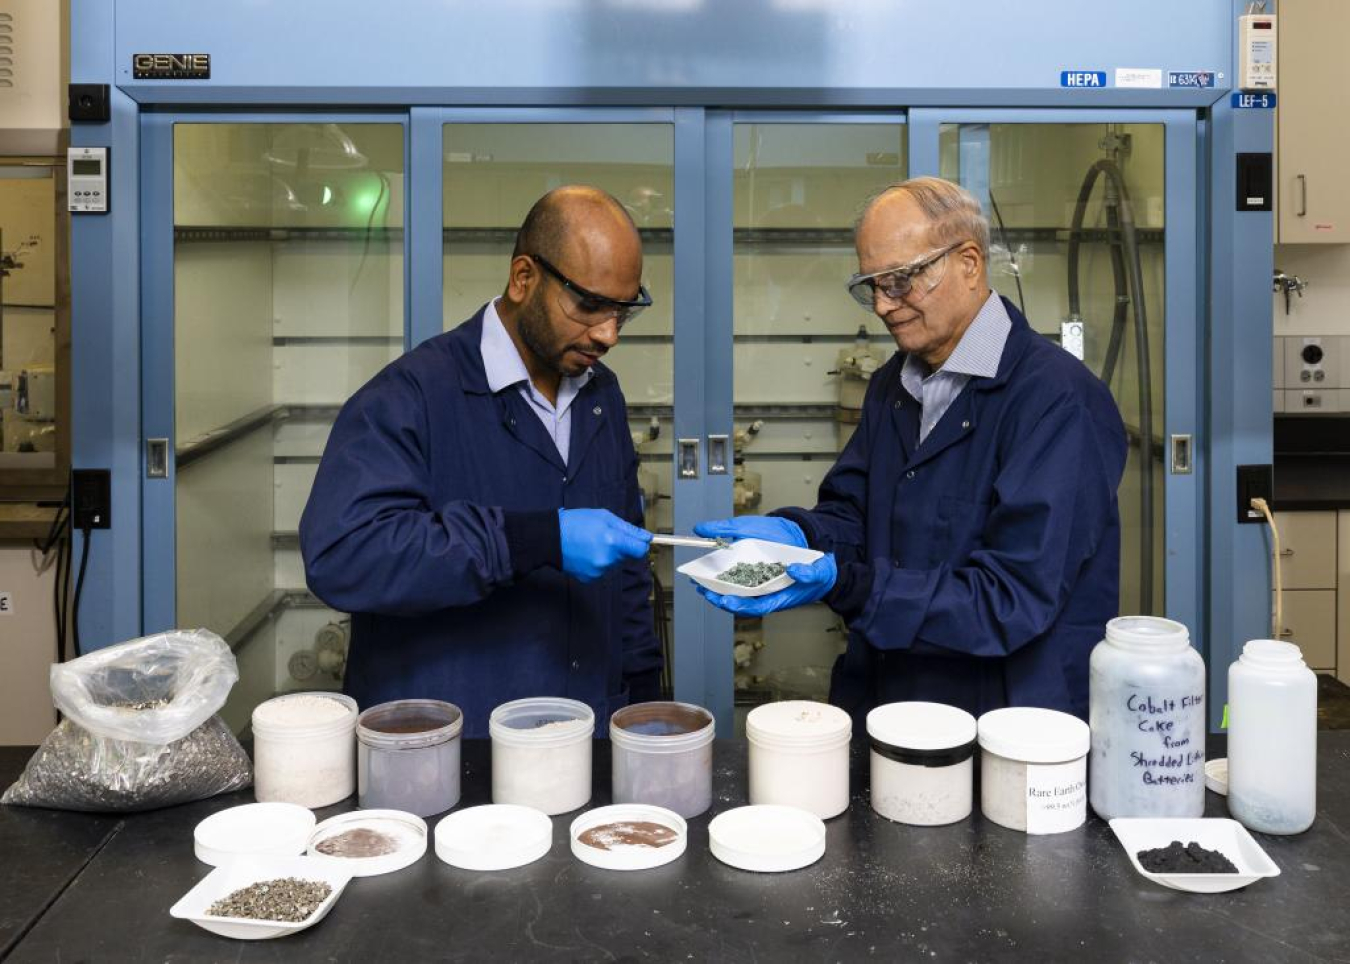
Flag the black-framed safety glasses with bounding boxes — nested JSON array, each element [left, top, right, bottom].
[[845, 240, 966, 309], [529, 254, 653, 328]]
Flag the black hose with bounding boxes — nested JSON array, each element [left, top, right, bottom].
[[1067, 157, 1154, 613], [987, 189, 1027, 316], [72, 525, 92, 655]]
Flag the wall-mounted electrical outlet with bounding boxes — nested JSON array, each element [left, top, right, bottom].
[[72, 469, 111, 529], [1236, 464, 1273, 524]]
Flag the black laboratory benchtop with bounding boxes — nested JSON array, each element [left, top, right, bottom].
[[3, 735, 1349, 963]]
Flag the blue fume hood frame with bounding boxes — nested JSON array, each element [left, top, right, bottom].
[[68, 0, 1273, 733]]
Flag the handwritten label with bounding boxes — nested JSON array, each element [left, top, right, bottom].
[[1026, 760, 1086, 834], [1126, 691, 1205, 788], [0, 592, 12, 615]]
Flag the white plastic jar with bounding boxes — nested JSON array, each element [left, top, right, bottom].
[[867, 702, 977, 826], [1088, 616, 1207, 821], [746, 700, 851, 819], [1228, 639, 1318, 835], [252, 691, 358, 808], [490, 697, 594, 816], [977, 707, 1090, 834], [610, 701, 715, 818]]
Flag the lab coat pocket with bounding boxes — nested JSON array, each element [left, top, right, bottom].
[[936, 495, 992, 562]]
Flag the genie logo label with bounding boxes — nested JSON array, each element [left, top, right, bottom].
[[1168, 71, 1216, 88], [132, 54, 211, 79], [1061, 70, 1107, 88]]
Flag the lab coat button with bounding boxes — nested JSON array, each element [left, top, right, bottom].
[[893, 400, 903, 409], [593, 406, 602, 415], [906, 470, 916, 480], [570, 659, 580, 671], [962, 420, 971, 429]]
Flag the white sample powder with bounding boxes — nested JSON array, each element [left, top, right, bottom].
[[252, 694, 358, 808], [255, 694, 351, 726]]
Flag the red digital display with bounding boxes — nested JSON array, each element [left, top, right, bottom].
[[1253, 21, 1272, 29]]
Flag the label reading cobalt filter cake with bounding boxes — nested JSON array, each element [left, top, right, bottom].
[[1025, 761, 1087, 834]]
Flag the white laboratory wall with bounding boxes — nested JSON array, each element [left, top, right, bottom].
[[0, 542, 60, 744]]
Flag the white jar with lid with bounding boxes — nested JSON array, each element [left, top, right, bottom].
[[1088, 616, 1207, 821], [977, 707, 1090, 834], [867, 702, 977, 826], [252, 691, 359, 808], [1228, 639, 1317, 835], [747, 700, 851, 819], [490, 697, 594, 816]]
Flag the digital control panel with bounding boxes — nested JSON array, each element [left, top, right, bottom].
[[68, 147, 108, 213], [1238, 13, 1277, 91]]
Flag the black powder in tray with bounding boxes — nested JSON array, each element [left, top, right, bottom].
[[1136, 840, 1239, 874]]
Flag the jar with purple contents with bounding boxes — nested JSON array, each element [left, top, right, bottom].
[[610, 701, 715, 818], [357, 699, 463, 817]]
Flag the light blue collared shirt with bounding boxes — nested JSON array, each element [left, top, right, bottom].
[[899, 291, 1012, 444], [480, 298, 593, 462]]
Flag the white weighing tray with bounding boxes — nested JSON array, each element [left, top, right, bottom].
[[169, 855, 352, 940], [570, 804, 687, 871], [676, 539, 824, 597], [306, 809, 427, 877], [708, 805, 826, 873], [1109, 817, 1282, 894], [194, 802, 316, 867], [435, 804, 553, 871]]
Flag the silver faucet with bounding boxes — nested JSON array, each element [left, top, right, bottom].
[[1273, 269, 1309, 315]]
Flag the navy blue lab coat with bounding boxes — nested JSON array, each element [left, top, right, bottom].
[[299, 308, 661, 737], [777, 299, 1127, 727]]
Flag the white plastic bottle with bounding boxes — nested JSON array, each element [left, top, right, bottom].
[[1227, 639, 1318, 835], [1088, 616, 1206, 820]]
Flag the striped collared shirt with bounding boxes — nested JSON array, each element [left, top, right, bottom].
[[899, 291, 1012, 444], [480, 298, 593, 462]]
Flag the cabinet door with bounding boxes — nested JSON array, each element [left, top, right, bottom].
[[1277, 0, 1350, 242], [1279, 589, 1336, 671], [1278, 510, 1337, 590]]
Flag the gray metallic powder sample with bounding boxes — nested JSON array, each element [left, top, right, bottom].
[[717, 562, 786, 587], [207, 878, 332, 922]]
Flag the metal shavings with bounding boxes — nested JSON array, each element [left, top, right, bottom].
[[717, 562, 786, 587], [0, 715, 252, 813], [207, 877, 332, 922]]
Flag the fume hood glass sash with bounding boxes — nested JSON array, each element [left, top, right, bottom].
[[908, 108, 1201, 648]]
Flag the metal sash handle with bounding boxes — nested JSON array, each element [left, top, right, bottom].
[[1297, 174, 1307, 217]]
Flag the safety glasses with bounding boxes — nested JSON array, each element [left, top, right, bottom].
[[846, 241, 966, 309], [529, 254, 652, 329]]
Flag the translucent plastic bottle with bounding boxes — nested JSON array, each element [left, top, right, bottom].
[[1227, 639, 1318, 835], [1088, 616, 1206, 820]]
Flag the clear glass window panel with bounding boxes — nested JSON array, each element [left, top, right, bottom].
[[443, 122, 676, 690], [172, 123, 404, 723], [940, 122, 1165, 615], [0, 166, 59, 471], [732, 124, 906, 707]]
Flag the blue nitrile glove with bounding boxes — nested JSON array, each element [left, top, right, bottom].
[[693, 515, 808, 548], [558, 508, 652, 583], [696, 554, 837, 616]]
